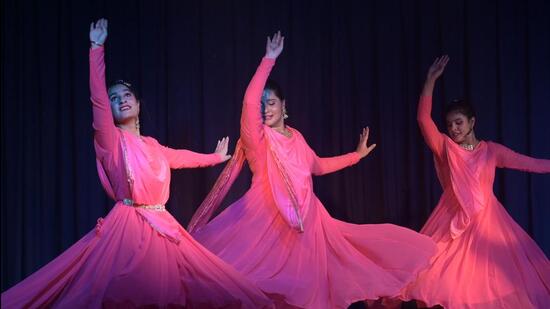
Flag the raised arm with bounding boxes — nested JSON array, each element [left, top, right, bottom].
[[491, 142, 550, 173], [89, 19, 118, 152], [157, 137, 231, 169], [417, 56, 448, 157], [312, 127, 375, 176], [240, 32, 283, 151]]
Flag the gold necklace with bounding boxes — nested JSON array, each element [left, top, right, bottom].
[[460, 140, 478, 151]]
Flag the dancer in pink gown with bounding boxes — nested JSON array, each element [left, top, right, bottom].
[[188, 32, 436, 309], [1, 19, 272, 308], [403, 56, 550, 308]]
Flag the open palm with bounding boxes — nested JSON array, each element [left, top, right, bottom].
[[356, 127, 376, 159], [265, 31, 284, 59], [427, 55, 449, 81], [90, 18, 108, 45]]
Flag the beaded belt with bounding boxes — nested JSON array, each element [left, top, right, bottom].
[[122, 198, 166, 211]]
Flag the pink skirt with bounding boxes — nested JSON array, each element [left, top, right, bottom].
[[404, 195, 550, 308], [193, 183, 436, 309], [1, 203, 272, 308]]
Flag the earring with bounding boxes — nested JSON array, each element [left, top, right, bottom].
[[283, 107, 289, 119]]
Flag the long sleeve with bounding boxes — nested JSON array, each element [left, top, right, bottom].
[[417, 95, 444, 157], [240, 57, 276, 157], [491, 142, 550, 173], [157, 143, 223, 169], [90, 46, 118, 152], [312, 152, 361, 176]]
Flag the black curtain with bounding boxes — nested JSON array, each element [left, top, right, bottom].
[[2, 0, 549, 293]]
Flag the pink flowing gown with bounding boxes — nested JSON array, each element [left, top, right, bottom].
[[0, 47, 272, 309], [191, 57, 437, 309], [403, 95, 550, 308]]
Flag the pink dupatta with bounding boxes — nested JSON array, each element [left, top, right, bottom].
[[95, 131, 183, 243], [437, 137, 489, 239], [188, 132, 306, 233]]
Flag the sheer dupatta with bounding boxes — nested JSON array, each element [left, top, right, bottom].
[[188, 133, 306, 233], [436, 137, 489, 239], [187, 139, 247, 233], [95, 131, 183, 243]]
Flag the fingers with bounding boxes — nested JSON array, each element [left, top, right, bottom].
[[221, 136, 228, 151], [94, 18, 107, 31], [357, 126, 376, 157], [441, 55, 449, 67], [436, 55, 449, 67], [268, 31, 284, 47], [91, 18, 108, 31], [358, 127, 370, 143], [432, 55, 449, 66], [215, 136, 229, 152], [273, 31, 280, 44], [367, 143, 377, 153], [215, 136, 232, 162]]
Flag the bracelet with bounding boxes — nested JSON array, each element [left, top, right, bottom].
[[91, 41, 103, 46]]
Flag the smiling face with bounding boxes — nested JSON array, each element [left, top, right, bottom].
[[261, 89, 285, 128], [446, 112, 475, 144], [108, 84, 140, 125]]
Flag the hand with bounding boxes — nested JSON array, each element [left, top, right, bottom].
[[90, 18, 108, 46], [355, 127, 376, 159], [214, 136, 232, 162], [265, 31, 284, 59], [426, 55, 449, 81]]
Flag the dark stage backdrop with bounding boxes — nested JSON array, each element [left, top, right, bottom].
[[2, 0, 549, 293]]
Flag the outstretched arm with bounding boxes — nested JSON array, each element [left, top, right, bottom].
[[417, 56, 449, 157], [312, 127, 374, 176], [89, 18, 118, 152], [159, 137, 231, 169], [492, 143, 550, 173]]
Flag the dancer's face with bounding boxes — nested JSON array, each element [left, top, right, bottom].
[[446, 112, 475, 144], [108, 84, 140, 124], [262, 89, 285, 128]]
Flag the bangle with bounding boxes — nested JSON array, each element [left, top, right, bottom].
[[91, 41, 103, 46]]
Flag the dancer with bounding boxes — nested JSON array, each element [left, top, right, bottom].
[[404, 55, 550, 308], [188, 31, 436, 309], [1, 19, 272, 308]]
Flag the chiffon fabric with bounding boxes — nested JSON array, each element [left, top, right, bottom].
[[402, 96, 550, 308], [0, 47, 272, 309], [190, 57, 437, 309]]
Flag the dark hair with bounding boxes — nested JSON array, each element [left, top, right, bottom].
[[264, 79, 285, 101], [443, 99, 476, 120], [108, 79, 141, 100]]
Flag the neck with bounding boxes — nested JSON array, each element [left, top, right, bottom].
[[461, 130, 478, 147], [270, 121, 286, 132], [117, 119, 140, 137]]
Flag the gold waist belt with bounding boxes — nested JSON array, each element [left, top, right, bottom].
[[122, 198, 166, 211]]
